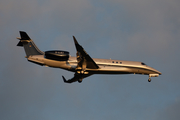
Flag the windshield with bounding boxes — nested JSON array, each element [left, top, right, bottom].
[[141, 62, 147, 65]]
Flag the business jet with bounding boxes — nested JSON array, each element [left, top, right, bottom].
[[17, 31, 161, 83]]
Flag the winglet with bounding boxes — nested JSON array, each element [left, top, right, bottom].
[[73, 36, 82, 52], [62, 76, 73, 83], [73, 36, 78, 44], [62, 76, 68, 83]]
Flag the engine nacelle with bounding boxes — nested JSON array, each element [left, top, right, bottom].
[[45, 50, 69, 61]]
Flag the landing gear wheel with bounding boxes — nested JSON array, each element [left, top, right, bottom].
[[148, 78, 151, 82], [78, 79, 82, 83], [78, 80, 82, 83]]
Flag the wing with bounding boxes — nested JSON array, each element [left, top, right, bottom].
[[62, 73, 92, 83], [73, 36, 99, 70], [62, 36, 98, 83]]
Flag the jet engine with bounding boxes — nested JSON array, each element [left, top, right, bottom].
[[45, 50, 69, 61]]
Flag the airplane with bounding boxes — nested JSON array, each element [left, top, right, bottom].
[[17, 31, 161, 83]]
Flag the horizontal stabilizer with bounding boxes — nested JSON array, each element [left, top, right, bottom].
[[19, 31, 31, 40], [17, 41, 23, 46], [16, 31, 31, 46]]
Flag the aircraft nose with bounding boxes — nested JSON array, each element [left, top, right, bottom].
[[155, 69, 162, 75], [148, 66, 162, 75], [159, 72, 162, 75]]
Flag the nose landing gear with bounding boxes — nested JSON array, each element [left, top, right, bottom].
[[148, 74, 160, 82]]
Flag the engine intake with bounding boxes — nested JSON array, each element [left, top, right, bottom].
[[45, 50, 69, 61]]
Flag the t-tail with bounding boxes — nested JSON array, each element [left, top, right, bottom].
[[17, 31, 44, 57]]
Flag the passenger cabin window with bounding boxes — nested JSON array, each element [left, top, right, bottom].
[[112, 61, 114, 63], [116, 62, 118, 63], [120, 62, 122, 64]]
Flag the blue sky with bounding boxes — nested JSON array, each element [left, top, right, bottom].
[[0, 0, 180, 120]]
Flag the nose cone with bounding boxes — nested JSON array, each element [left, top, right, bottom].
[[155, 68, 162, 75], [159, 71, 162, 75], [156, 70, 162, 75], [154, 69, 162, 75], [148, 66, 162, 75]]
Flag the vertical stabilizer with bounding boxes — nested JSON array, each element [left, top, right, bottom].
[[17, 31, 44, 57]]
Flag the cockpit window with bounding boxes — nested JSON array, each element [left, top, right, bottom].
[[141, 62, 146, 65]]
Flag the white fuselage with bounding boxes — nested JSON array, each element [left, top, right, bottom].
[[17, 31, 161, 83], [27, 55, 161, 76]]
